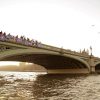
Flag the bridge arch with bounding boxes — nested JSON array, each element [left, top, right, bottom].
[[0, 49, 90, 73], [95, 62, 100, 73], [62, 54, 90, 70]]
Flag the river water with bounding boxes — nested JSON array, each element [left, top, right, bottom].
[[0, 72, 100, 100]]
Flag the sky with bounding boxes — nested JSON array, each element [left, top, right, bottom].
[[0, 0, 100, 57]]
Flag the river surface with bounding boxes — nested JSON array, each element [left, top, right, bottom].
[[0, 72, 100, 100]]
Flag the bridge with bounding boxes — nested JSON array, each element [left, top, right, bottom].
[[0, 41, 100, 74]]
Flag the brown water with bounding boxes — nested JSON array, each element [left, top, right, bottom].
[[0, 72, 100, 100]]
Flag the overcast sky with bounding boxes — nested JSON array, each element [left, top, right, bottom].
[[0, 0, 100, 57]]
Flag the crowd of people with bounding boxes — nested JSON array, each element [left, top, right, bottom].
[[0, 31, 42, 47]]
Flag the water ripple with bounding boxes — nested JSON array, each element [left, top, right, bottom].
[[0, 72, 100, 99]]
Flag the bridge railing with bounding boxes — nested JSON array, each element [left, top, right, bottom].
[[0, 39, 90, 58], [39, 43, 90, 58]]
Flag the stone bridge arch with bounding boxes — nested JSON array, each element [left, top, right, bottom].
[[0, 48, 90, 74], [94, 62, 100, 73]]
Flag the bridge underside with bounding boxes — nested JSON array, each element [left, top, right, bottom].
[[1, 54, 89, 74], [95, 64, 100, 73]]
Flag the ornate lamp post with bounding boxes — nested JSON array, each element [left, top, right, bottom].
[[90, 46, 92, 56]]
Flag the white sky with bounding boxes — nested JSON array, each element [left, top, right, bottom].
[[0, 0, 100, 57]]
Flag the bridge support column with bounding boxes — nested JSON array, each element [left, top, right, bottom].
[[91, 66, 95, 73], [89, 55, 95, 73]]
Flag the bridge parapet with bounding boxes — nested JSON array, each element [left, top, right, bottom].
[[41, 43, 90, 58]]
